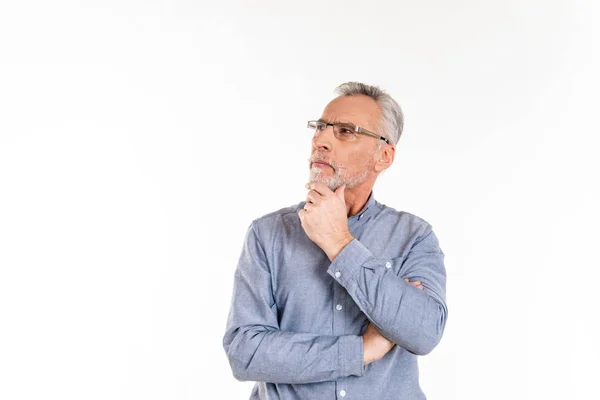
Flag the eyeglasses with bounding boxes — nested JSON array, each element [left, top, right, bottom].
[[307, 120, 390, 145]]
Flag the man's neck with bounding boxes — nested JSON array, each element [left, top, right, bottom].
[[344, 184, 374, 217]]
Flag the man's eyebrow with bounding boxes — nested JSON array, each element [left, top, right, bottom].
[[317, 118, 355, 126]]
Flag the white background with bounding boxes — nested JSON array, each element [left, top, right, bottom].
[[1, 1, 598, 399]]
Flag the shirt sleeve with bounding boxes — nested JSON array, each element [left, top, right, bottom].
[[222, 222, 365, 384], [326, 223, 448, 356]]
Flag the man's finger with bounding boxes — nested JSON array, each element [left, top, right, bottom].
[[298, 209, 306, 220], [404, 278, 425, 290], [306, 189, 323, 204], [307, 181, 333, 196], [334, 184, 346, 201]]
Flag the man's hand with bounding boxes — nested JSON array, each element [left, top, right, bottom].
[[298, 182, 353, 261], [403, 278, 424, 290], [363, 280, 424, 366], [362, 322, 394, 366]]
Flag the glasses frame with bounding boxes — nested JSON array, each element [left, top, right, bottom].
[[307, 120, 390, 145]]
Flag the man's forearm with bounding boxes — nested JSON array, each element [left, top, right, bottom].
[[327, 238, 448, 355], [224, 327, 364, 384]]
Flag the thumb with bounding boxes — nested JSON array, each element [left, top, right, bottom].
[[335, 184, 346, 200]]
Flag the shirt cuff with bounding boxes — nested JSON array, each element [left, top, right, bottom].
[[327, 238, 375, 286], [338, 334, 365, 377]]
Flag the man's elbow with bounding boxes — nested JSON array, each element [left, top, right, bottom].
[[407, 304, 448, 356], [224, 329, 276, 383], [224, 341, 258, 382], [223, 333, 254, 382], [227, 357, 254, 382], [409, 333, 442, 356]]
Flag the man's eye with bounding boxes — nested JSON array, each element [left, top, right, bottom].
[[338, 128, 353, 134]]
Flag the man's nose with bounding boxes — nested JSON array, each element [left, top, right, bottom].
[[312, 126, 334, 152]]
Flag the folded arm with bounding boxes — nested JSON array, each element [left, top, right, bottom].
[[327, 224, 448, 355], [222, 223, 364, 384]]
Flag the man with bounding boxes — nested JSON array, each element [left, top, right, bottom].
[[223, 82, 448, 400]]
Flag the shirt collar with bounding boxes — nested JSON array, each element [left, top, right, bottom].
[[348, 190, 377, 222]]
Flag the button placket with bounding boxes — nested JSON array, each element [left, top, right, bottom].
[[332, 273, 343, 336], [332, 269, 349, 399]]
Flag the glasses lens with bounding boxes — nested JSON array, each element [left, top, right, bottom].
[[333, 124, 358, 140], [308, 121, 325, 133]]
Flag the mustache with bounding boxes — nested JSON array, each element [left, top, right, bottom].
[[308, 154, 341, 170]]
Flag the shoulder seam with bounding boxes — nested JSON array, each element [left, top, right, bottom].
[[253, 202, 303, 224]]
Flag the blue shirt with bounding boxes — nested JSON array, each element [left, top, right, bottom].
[[223, 191, 448, 400]]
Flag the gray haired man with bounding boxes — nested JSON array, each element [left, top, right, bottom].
[[223, 82, 448, 400]]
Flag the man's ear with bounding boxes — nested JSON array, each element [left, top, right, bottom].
[[375, 145, 395, 172]]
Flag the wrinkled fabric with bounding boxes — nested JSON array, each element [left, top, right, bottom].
[[223, 191, 448, 400]]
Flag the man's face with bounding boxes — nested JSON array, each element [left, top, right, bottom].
[[309, 94, 382, 191]]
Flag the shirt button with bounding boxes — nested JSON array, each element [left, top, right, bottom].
[[340, 389, 346, 397], [385, 262, 392, 269], [336, 304, 343, 311], [335, 271, 341, 278]]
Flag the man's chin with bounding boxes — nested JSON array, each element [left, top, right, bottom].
[[308, 178, 339, 192]]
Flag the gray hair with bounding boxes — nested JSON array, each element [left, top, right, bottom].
[[334, 82, 404, 146]]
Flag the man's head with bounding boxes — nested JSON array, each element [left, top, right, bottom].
[[308, 82, 404, 192]]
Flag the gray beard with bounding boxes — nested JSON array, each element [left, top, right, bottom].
[[308, 165, 369, 192]]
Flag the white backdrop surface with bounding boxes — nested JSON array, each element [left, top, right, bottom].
[[0, 1, 598, 399]]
